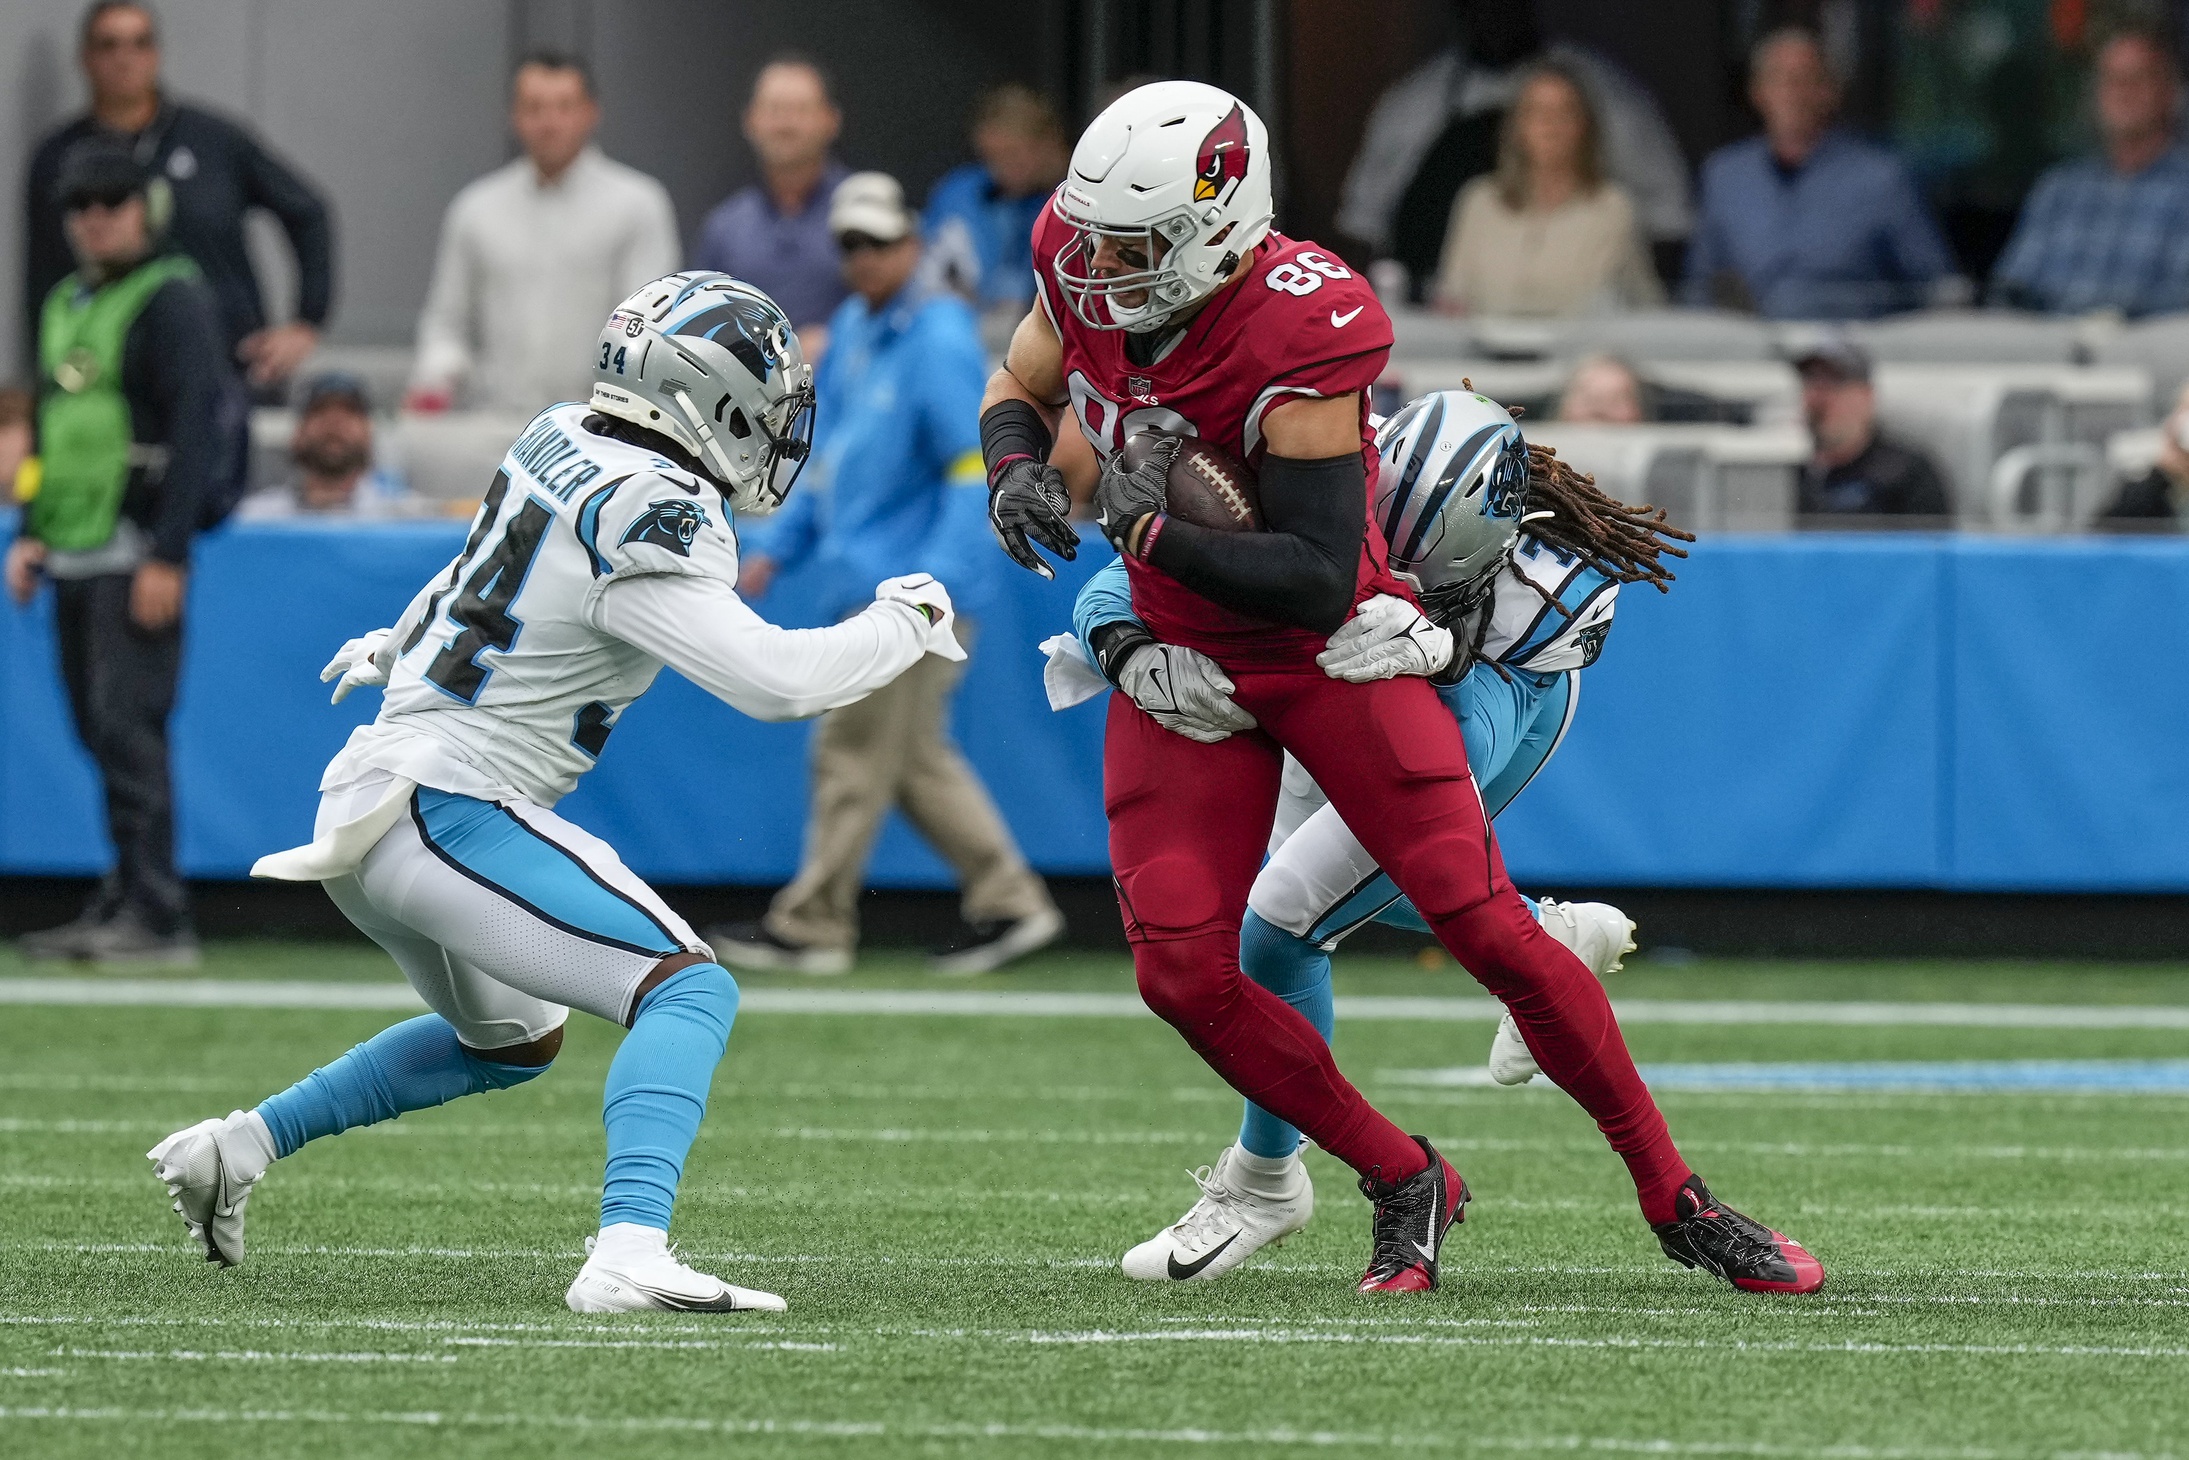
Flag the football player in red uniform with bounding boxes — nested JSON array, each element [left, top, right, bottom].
[[978, 81, 1821, 1296]]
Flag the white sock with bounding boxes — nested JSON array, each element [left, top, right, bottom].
[[1227, 1144, 1302, 1199], [594, 1221, 669, 1259]]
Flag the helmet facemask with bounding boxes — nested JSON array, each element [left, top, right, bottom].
[[1050, 199, 1217, 333]]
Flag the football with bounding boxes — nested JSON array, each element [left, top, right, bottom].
[[1118, 429, 1263, 533]]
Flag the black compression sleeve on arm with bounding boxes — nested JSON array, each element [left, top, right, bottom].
[[979, 398, 1054, 481], [1144, 451, 1366, 632]]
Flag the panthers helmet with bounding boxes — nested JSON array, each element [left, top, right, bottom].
[[590, 272, 815, 515], [1050, 80, 1275, 333], [1373, 390, 1529, 626]]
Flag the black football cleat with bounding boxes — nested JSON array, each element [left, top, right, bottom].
[[1652, 1175, 1825, 1294], [1356, 1137, 1469, 1293]]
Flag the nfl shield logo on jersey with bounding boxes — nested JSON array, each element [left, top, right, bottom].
[[621, 498, 710, 557], [1127, 375, 1157, 403]]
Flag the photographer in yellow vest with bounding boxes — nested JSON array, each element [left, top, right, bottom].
[[5, 139, 240, 966]]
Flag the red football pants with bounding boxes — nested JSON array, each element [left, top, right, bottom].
[[1106, 668, 1690, 1222]]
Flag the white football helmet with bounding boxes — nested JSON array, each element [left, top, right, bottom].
[[1373, 390, 1529, 625], [1050, 80, 1275, 333], [590, 271, 815, 515]]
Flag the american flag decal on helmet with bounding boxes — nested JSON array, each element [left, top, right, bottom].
[[1194, 103, 1250, 202]]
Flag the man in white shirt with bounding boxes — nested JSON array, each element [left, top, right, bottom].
[[407, 52, 679, 414]]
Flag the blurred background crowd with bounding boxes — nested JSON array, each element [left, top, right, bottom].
[[8, 0, 2189, 541]]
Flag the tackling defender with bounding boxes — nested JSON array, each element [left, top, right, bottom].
[[984, 82, 1821, 1294], [146, 272, 965, 1313]]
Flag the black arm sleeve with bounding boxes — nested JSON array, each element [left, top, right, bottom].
[[244, 133, 335, 327], [1144, 451, 1366, 632], [127, 280, 232, 564], [979, 397, 1054, 479]]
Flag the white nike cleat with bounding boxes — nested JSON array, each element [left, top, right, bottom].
[[146, 1109, 275, 1266], [1121, 1145, 1314, 1282], [1490, 899, 1640, 1086], [565, 1224, 787, 1313]]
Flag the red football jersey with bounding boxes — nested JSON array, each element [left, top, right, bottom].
[[1031, 208, 1411, 668]]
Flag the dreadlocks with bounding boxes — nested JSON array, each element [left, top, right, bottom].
[[1454, 433, 1698, 678], [1517, 441, 1694, 596]]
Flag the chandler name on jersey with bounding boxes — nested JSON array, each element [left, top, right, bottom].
[[333, 402, 738, 805], [1030, 208, 1407, 664]]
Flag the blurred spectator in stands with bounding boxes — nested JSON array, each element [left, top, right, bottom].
[[1432, 62, 1662, 317], [1684, 28, 1957, 319], [1792, 336, 1950, 519], [2103, 380, 2189, 525], [922, 85, 1070, 325], [25, 1, 332, 391], [695, 57, 849, 348], [0, 387, 31, 497], [7, 140, 242, 966], [236, 374, 417, 521], [1991, 29, 2189, 318], [1339, 0, 1691, 298], [407, 52, 677, 414], [1557, 353, 1647, 423], [714, 173, 1062, 979]]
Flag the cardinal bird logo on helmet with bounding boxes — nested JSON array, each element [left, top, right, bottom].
[[1194, 103, 1250, 202]]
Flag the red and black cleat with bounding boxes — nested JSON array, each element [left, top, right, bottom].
[[1652, 1175, 1825, 1295], [1356, 1136, 1469, 1293]]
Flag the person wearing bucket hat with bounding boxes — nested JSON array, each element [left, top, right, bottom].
[[6, 133, 242, 968]]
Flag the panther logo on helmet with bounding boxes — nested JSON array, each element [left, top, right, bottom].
[[620, 498, 711, 557], [1194, 102, 1250, 202]]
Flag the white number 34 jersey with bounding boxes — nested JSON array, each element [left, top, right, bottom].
[[332, 402, 749, 806]]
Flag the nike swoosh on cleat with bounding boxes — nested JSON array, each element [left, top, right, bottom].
[[1330, 306, 1364, 327], [1166, 1231, 1240, 1280], [628, 1281, 752, 1312], [1411, 1240, 1436, 1264]]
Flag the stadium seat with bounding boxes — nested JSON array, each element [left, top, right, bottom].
[[1870, 365, 2153, 526], [1525, 423, 1804, 532], [2089, 311, 2189, 409], [1847, 309, 2097, 366]]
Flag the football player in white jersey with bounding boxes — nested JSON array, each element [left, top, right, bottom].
[[145, 272, 968, 1313], [1065, 390, 1741, 1284]]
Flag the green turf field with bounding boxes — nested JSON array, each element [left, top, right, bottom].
[[3, 942, 2187, 1458]]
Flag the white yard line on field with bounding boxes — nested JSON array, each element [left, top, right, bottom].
[[4, 977, 2189, 1030]]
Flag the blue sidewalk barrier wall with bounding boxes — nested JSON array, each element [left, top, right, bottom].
[[1, 518, 2183, 892]]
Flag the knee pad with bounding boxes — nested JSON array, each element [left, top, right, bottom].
[[1383, 828, 1497, 924], [1132, 935, 1238, 1029]]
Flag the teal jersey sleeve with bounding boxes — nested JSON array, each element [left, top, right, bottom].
[[1072, 555, 1137, 646]]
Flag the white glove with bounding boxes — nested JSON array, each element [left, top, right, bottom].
[[874, 573, 967, 662], [1317, 594, 1454, 683], [320, 627, 396, 704], [1116, 642, 1258, 744]]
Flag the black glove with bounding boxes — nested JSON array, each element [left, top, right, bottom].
[[988, 458, 1079, 580], [1092, 437, 1180, 556]]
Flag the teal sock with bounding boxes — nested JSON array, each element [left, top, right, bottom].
[[255, 1014, 548, 1158], [600, 963, 739, 1232], [1235, 911, 1336, 1160]]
